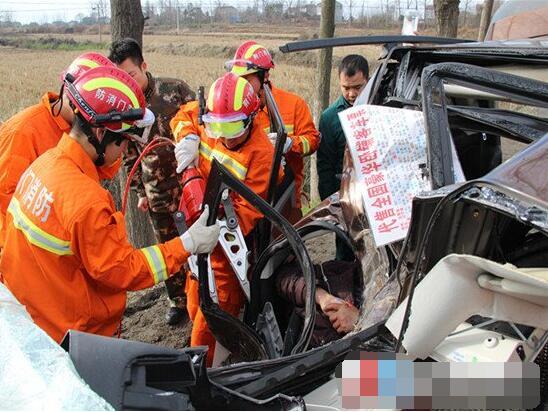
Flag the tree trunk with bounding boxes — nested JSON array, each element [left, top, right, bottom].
[[311, 0, 336, 204], [103, 167, 156, 249], [109, 0, 145, 47], [434, 0, 460, 38], [477, 0, 494, 41], [107, 0, 155, 248]]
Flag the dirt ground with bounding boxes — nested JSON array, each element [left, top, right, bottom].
[[121, 233, 336, 348]]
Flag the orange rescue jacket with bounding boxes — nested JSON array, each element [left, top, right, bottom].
[[255, 85, 320, 208], [0, 134, 189, 342], [171, 101, 278, 235], [0, 93, 70, 248], [0, 93, 119, 249]]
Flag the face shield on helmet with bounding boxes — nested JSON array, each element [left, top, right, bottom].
[[201, 73, 259, 140], [224, 59, 263, 77], [225, 41, 274, 78], [204, 119, 250, 140]]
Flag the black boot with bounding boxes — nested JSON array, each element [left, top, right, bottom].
[[165, 306, 186, 325]]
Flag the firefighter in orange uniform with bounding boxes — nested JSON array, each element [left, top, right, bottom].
[[0, 52, 120, 254], [0, 66, 219, 342], [227, 41, 320, 222], [171, 73, 278, 365]]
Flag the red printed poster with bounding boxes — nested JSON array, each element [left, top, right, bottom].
[[339, 106, 432, 246]]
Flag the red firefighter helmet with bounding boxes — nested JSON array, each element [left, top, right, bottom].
[[60, 52, 115, 83], [202, 73, 259, 139], [64, 65, 148, 134], [225, 41, 275, 77]]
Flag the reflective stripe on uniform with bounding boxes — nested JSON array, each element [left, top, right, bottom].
[[8, 197, 72, 256], [199, 141, 247, 180], [263, 124, 294, 135], [300, 136, 311, 155], [173, 121, 193, 139], [140, 245, 168, 284]]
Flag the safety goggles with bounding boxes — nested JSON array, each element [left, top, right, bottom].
[[205, 119, 249, 140]]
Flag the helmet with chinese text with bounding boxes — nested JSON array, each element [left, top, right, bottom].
[[64, 65, 147, 134]]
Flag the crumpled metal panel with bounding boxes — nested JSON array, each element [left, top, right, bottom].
[[462, 186, 548, 232], [354, 274, 402, 334], [483, 134, 548, 209]]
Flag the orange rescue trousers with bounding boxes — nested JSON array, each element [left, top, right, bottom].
[[185, 245, 245, 367]]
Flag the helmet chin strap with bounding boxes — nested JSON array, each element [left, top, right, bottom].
[[91, 138, 107, 167], [75, 112, 107, 166]]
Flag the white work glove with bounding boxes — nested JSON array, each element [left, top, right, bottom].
[[180, 206, 220, 254], [267, 132, 292, 154], [175, 134, 200, 173]]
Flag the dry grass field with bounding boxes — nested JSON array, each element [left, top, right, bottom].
[[0, 29, 383, 121]]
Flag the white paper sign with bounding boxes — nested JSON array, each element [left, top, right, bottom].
[[339, 105, 432, 246]]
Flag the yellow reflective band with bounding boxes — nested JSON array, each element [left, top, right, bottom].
[[233, 77, 247, 111], [72, 58, 100, 70], [173, 121, 192, 138], [140, 245, 168, 284], [301, 136, 311, 155], [82, 77, 140, 108], [8, 198, 72, 256], [244, 44, 263, 59], [199, 142, 247, 180], [263, 124, 294, 134]]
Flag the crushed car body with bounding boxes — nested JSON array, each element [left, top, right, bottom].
[[56, 37, 548, 410]]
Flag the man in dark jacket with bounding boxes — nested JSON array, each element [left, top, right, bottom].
[[317, 55, 368, 261], [109, 38, 195, 325]]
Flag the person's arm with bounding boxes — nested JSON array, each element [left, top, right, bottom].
[[276, 262, 358, 334], [170, 101, 201, 143], [315, 287, 340, 310], [0, 154, 29, 217], [322, 299, 359, 334], [287, 97, 320, 157], [0, 124, 35, 217], [70, 202, 190, 291], [275, 263, 308, 306]]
